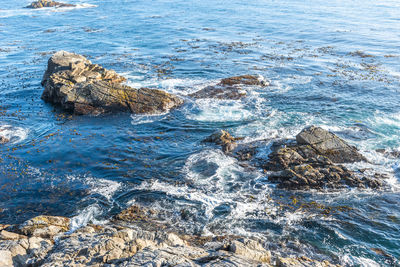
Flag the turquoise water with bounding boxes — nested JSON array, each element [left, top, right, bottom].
[[0, 0, 400, 265]]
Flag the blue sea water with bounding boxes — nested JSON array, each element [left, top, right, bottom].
[[0, 0, 400, 265]]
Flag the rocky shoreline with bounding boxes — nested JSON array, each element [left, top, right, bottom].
[[0, 50, 393, 266], [0, 207, 340, 267]]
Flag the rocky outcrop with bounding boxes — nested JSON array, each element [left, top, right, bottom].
[[296, 126, 367, 163], [0, 210, 341, 267], [203, 126, 386, 190], [263, 127, 384, 190], [41, 51, 183, 115], [26, 0, 75, 8], [190, 75, 269, 100], [18, 215, 70, 238]]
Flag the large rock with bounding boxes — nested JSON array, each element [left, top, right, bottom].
[[190, 75, 269, 100], [41, 51, 183, 115], [263, 127, 384, 190], [296, 126, 366, 163], [26, 0, 75, 8]]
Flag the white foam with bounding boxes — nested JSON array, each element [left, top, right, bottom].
[[130, 112, 167, 125], [0, 124, 28, 144]]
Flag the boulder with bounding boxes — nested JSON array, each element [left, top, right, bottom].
[[190, 75, 269, 100], [41, 51, 183, 115], [203, 130, 240, 153], [296, 126, 366, 163], [262, 127, 383, 190], [26, 0, 75, 8], [19, 215, 70, 238]]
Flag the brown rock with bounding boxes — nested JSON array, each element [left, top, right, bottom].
[[26, 0, 75, 8], [203, 130, 240, 153], [41, 51, 183, 115]]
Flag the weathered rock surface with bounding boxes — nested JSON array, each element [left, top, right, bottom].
[[41, 51, 183, 115], [0, 210, 341, 267], [26, 0, 75, 8], [203, 126, 386, 190], [296, 126, 366, 163], [19, 215, 70, 238], [190, 75, 269, 100], [263, 127, 383, 190]]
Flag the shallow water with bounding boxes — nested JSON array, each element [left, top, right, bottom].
[[0, 0, 400, 265]]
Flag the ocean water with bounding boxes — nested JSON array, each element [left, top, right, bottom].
[[0, 0, 400, 265]]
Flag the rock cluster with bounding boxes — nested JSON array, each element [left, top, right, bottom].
[[41, 51, 183, 115], [0, 136, 9, 144], [190, 75, 269, 100], [26, 0, 75, 8], [0, 207, 340, 267], [205, 126, 386, 190]]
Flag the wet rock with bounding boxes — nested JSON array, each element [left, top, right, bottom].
[[26, 0, 75, 8], [203, 130, 240, 153], [276, 256, 341, 267], [265, 144, 382, 190], [190, 75, 269, 100], [296, 126, 367, 163], [19, 215, 70, 238], [376, 148, 400, 158], [0, 136, 9, 144], [41, 51, 183, 115]]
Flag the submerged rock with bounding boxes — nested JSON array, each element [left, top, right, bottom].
[[41, 51, 183, 115], [190, 75, 269, 100], [26, 0, 75, 8]]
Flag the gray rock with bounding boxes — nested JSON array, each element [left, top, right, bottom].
[[41, 51, 183, 115], [296, 126, 367, 163]]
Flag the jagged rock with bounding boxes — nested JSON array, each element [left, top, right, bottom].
[[203, 130, 242, 153], [190, 75, 269, 100], [26, 0, 75, 8], [41, 51, 183, 115], [19, 215, 70, 238], [276, 256, 341, 267], [296, 126, 367, 163], [265, 143, 383, 190]]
